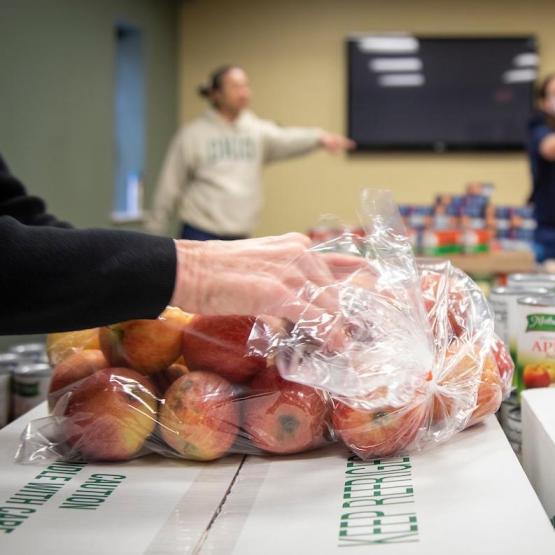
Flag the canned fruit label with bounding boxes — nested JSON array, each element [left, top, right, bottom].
[[517, 308, 555, 391], [12, 375, 50, 419]]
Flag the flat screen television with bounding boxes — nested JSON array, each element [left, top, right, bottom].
[[347, 35, 537, 151]]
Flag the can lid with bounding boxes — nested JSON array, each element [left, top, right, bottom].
[[517, 294, 555, 307], [0, 352, 19, 362], [9, 343, 46, 356], [14, 362, 52, 376], [509, 273, 555, 283], [0, 352, 19, 373], [490, 285, 552, 296]]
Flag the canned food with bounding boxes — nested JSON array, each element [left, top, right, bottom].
[[0, 354, 17, 428], [508, 273, 555, 289], [9, 343, 47, 363], [422, 230, 462, 256], [489, 285, 552, 389], [11, 362, 52, 419], [462, 229, 491, 254], [0, 353, 20, 371], [516, 295, 555, 393], [506, 404, 522, 457]]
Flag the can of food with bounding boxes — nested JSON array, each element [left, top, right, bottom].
[[0, 353, 18, 428], [506, 404, 522, 456], [516, 295, 555, 392], [11, 362, 52, 419], [489, 284, 551, 363], [9, 343, 47, 363], [508, 273, 555, 289], [462, 229, 491, 254]]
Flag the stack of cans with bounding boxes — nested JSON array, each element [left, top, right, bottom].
[[0, 342, 52, 427], [490, 273, 555, 457], [492, 206, 537, 252]]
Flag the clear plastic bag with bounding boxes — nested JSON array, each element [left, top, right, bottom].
[[16, 190, 513, 464]]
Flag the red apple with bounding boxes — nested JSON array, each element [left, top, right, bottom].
[[490, 337, 514, 395], [523, 364, 551, 389], [431, 342, 502, 427], [181, 315, 266, 383], [242, 366, 329, 454], [99, 313, 183, 375], [48, 349, 109, 412], [46, 328, 100, 365], [160, 371, 239, 461], [162, 306, 195, 330], [332, 394, 426, 459], [419, 269, 468, 339], [152, 363, 190, 396], [468, 352, 503, 426], [62, 368, 157, 461]]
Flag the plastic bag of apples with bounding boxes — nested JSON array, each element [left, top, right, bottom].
[[15, 190, 514, 464]]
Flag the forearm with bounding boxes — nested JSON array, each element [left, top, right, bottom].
[[0, 217, 176, 334], [263, 127, 322, 162]]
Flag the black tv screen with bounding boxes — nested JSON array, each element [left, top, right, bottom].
[[347, 35, 537, 151]]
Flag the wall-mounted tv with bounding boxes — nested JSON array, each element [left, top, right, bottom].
[[347, 35, 537, 151]]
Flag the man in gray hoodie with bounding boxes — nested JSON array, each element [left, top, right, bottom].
[[147, 65, 355, 240]]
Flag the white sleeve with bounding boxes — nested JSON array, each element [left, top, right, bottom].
[[259, 119, 322, 164], [145, 132, 189, 235]]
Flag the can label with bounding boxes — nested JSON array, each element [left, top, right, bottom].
[[0, 374, 10, 428], [516, 307, 555, 391], [12, 374, 50, 419]]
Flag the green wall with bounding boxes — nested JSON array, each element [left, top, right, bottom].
[[0, 0, 179, 350]]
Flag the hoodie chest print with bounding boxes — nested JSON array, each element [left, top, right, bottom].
[[205, 136, 257, 164]]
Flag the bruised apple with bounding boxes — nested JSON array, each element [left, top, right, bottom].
[[62, 368, 157, 461], [181, 315, 266, 383], [160, 371, 239, 461], [99, 312, 183, 375], [332, 395, 426, 459], [48, 349, 108, 411], [46, 328, 100, 365], [242, 366, 329, 454]]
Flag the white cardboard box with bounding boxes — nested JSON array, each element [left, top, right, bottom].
[[522, 388, 555, 528], [0, 404, 241, 555], [1, 406, 554, 554], [203, 417, 555, 554]]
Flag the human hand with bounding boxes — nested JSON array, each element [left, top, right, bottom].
[[170, 233, 365, 322], [319, 132, 356, 153]]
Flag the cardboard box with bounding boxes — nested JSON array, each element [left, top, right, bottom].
[[203, 417, 555, 554], [0, 404, 241, 555], [2, 406, 554, 554], [522, 388, 555, 528]]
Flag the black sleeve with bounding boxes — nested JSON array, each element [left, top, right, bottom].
[[0, 154, 72, 229], [0, 155, 177, 335]]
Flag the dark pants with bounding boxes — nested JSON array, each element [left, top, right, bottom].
[[534, 226, 555, 263], [180, 223, 247, 241]]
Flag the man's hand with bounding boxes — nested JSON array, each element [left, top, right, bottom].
[[319, 132, 356, 154], [170, 233, 365, 322]]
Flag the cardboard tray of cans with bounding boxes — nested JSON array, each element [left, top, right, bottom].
[[1, 403, 554, 554]]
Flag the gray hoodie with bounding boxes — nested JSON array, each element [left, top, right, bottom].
[[147, 108, 322, 236]]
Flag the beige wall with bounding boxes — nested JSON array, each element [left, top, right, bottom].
[[179, 0, 552, 236]]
